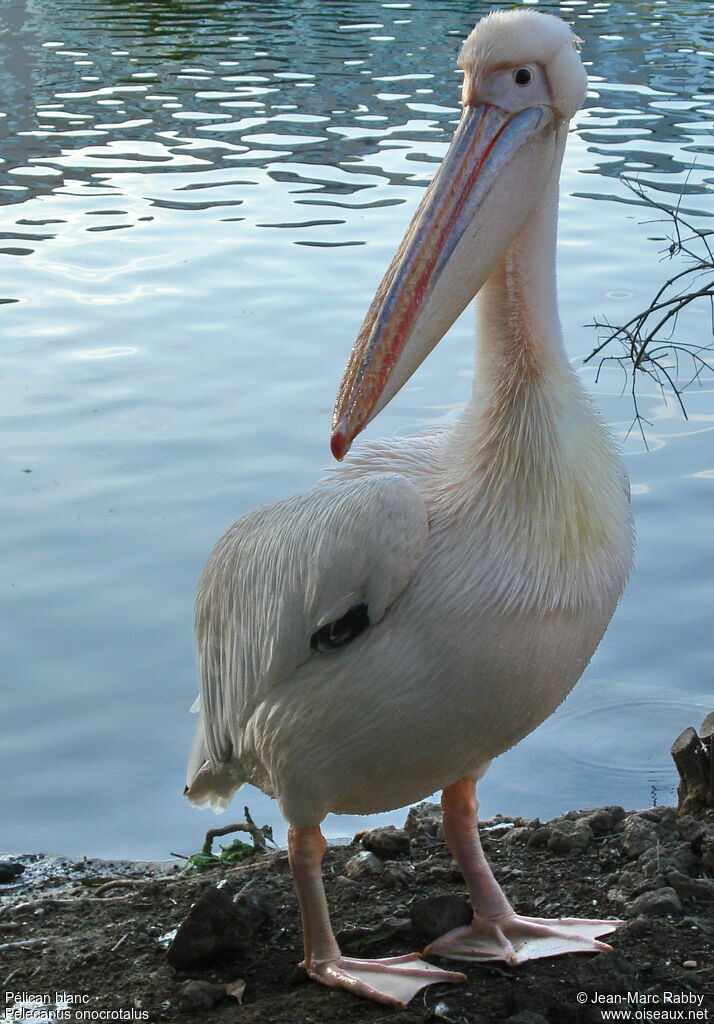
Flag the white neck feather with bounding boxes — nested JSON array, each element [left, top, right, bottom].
[[436, 139, 633, 615]]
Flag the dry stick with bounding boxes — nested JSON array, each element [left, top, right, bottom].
[[202, 806, 275, 856], [10, 895, 135, 913], [584, 178, 714, 439], [94, 879, 145, 897], [110, 932, 129, 953]]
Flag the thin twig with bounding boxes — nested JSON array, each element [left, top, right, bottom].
[[583, 177, 714, 433], [201, 806, 275, 856]]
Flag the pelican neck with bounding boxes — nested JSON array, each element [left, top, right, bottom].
[[472, 158, 570, 394]]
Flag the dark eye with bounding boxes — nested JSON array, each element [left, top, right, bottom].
[[514, 67, 532, 86]]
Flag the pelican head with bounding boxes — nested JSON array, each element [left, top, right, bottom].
[[331, 10, 587, 460]]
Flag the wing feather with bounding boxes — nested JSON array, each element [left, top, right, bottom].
[[193, 472, 429, 776]]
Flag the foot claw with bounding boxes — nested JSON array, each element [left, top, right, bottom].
[[426, 914, 622, 965], [305, 954, 465, 1007]]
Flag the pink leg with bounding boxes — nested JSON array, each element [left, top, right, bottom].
[[425, 779, 622, 965], [288, 825, 465, 1007]]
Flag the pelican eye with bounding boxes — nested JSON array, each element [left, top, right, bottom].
[[514, 67, 532, 86], [310, 602, 370, 653]]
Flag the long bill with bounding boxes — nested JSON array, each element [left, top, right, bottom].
[[331, 102, 556, 461]]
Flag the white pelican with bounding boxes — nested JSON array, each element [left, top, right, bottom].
[[186, 9, 633, 1009]]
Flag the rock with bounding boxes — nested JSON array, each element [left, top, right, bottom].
[[177, 980, 226, 1013], [333, 875, 360, 893], [617, 916, 651, 939], [527, 826, 552, 848], [626, 886, 682, 918], [577, 949, 639, 993], [0, 861, 25, 884], [502, 826, 533, 846], [547, 820, 593, 854], [410, 894, 471, 940], [344, 851, 383, 879], [638, 806, 677, 830], [426, 862, 463, 882], [404, 801, 442, 838], [382, 862, 416, 888], [167, 885, 266, 969], [580, 806, 626, 835], [620, 817, 658, 858], [665, 870, 714, 900], [701, 834, 714, 874], [676, 815, 708, 848], [360, 826, 411, 858], [638, 842, 698, 878], [616, 868, 650, 894], [235, 883, 273, 924]]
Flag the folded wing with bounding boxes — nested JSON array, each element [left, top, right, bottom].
[[186, 472, 429, 806]]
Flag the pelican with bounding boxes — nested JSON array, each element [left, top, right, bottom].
[[185, 9, 633, 1009]]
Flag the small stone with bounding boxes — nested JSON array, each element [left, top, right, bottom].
[[701, 835, 714, 874], [0, 861, 25, 884], [580, 806, 626, 835], [502, 826, 533, 846], [626, 886, 682, 918], [620, 817, 658, 858], [410, 894, 471, 940], [177, 980, 225, 1013], [426, 862, 462, 882], [404, 801, 442, 838], [666, 870, 714, 901], [638, 806, 676, 830], [360, 826, 411, 858], [683, 960, 697, 968], [547, 820, 593, 854], [235, 883, 273, 923], [527, 826, 552, 848], [333, 875, 360, 893], [638, 842, 698, 879], [344, 850, 383, 879], [617, 916, 651, 939], [382, 862, 416, 888], [676, 815, 708, 848]]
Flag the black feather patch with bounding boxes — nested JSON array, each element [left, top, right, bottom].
[[310, 602, 370, 653]]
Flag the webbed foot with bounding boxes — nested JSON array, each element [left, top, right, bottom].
[[425, 913, 621, 965], [304, 952, 466, 1008]]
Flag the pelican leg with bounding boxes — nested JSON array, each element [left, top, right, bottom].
[[288, 825, 465, 1008], [425, 779, 622, 965]]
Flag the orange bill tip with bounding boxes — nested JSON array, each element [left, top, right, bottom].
[[330, 428, 348, 461]]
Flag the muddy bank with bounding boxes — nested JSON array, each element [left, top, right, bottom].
[[1, 803, 712, 1024]]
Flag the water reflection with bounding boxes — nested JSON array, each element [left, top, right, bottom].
[[0, 0, 712, 858]]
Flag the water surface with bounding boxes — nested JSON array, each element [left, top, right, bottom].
[[1, 0, 712, 859]]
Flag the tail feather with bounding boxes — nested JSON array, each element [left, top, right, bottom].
[[185, 714, 245, 813]]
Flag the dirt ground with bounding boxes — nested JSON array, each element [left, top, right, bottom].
[[1, 803, 712, 1024]]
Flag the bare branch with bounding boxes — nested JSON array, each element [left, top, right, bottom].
[[584, 178, 713, 431]]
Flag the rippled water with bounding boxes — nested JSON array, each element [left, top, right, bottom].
[[1, 0, 712, 859]]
